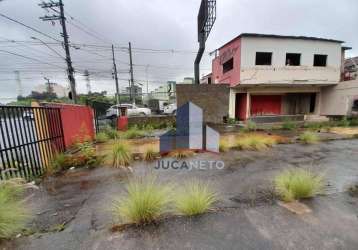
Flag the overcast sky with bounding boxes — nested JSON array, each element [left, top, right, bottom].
[[0, 0, 357, 103]]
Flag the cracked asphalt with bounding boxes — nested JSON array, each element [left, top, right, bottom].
[[1, 139, 358, 250]]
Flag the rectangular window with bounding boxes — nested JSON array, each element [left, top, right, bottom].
[[255, 52, 272, 65], [223, 58, 234, 73], [286, 53, 301, 66], [313, 54, 327, 67]]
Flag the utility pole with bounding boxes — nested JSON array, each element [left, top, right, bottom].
[[14, 70, 22, 97], [128, 42, 134, 103], [39, 0, 77, 103], [112, 45, 120, 106], [145, 64, 149, 96], [83, 70, 91, 94]]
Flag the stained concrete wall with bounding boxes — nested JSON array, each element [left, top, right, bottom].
[[176, 84, 230, 124], [321, 80, 358, 116]]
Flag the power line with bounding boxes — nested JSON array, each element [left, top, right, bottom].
[[0, 13, 61, 43], [0, 49, 66, 69]]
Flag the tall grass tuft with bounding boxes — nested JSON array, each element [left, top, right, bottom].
[[274, 169, 324, 202], [104, 127, 119, 139], [236, 134, 277, 151], [168, 149, 195, 159], [299, 131, 319, 144], [112, 142, 132, 167], [174, 180, 217, 216], [112, 176, 172, 224], [0, 179, 31, 239], [144, 148, 158, 162]]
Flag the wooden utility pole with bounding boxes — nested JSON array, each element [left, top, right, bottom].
[[112, 45, 120, 106], [128, 42, 134, 103], [39, 0, 77, 103]]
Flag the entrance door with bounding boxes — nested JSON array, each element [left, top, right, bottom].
[[251, 95, 282, 116], [235, 93, 247, 120]]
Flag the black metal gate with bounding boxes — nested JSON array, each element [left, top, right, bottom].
[[0, 106, 65, 180]]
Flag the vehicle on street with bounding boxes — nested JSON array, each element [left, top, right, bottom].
[[105, 103, 151, 118], [163, 103, 177, 115], [148, 99, 169, 114]]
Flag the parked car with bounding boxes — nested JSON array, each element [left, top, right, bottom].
[[163, 103, 177, 115], [105, 104, 151, 118]]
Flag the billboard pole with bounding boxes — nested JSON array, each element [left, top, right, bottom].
[[194, 0, 216, 84]]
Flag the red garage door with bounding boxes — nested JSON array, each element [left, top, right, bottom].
[[251, 95, 282, 116]]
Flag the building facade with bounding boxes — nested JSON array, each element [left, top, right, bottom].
[[211, 33, 349, 120]]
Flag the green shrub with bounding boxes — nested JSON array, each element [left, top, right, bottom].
[[236, 134, 277, 151], [144, 148, 158, 162], [112, 176, 172, 224], [121, 126, 145, 139], [281, 119, 296, 130], [349, 118, 358, 126], [227, 118, 237, 125], [337, 117, 350, 127], [95, 132, 109, 143], [274, 169, 324, 202], [0, 179, 31, 239], [299, 131, 319, 144], [174, 180, 217, 216], [50, 153, 72, 173], [104, 127, 119, 139], [112, 142, 132, 167]]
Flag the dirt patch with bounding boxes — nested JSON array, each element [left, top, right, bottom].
[[230, 187, 277, 207], [329, 127, 358, 136]]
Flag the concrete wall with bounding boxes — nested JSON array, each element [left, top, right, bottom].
[[240, 37, 342, 85], [176, 84, 230, 124], [321, 80, 358, 116]]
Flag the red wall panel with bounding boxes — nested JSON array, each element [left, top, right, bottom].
[[46, 104, 95, 148], [251, 95, 282, 116]]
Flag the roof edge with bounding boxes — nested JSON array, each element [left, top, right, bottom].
[[218, 33, 344, 50]]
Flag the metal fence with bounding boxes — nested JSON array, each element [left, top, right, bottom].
[[0, 106, 65, 180]]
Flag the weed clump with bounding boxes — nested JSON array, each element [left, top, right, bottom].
[[236, 134, 277, 151], [95, 132, 109, 143], [299, 131, 319, 144], [174, 180, 217, 216], [281, 119, 297, 130], [274, 169, 324, 202], [0, 179, 32, 239], [112, 176, 172, 224]]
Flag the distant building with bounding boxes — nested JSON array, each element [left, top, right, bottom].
[[200, 73, 212, 84], [345, 56, 358, 80], [182, 77, 194, 84], [33, 83, 67, 98], [124, 85, 142, 98], [149, 81, 176, 102]]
